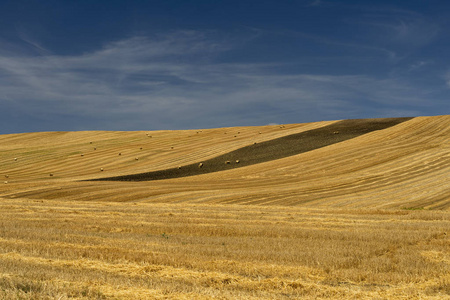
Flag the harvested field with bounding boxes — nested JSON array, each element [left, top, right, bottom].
[[0, 198, 449, 299], [94, 117, 412, 181], [0, 115, 449, 299]]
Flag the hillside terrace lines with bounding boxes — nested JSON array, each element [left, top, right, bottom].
[[0, 125, 332, 195], [119, 116, 448, 207], [225, 116, 450, 208], [232, 116, 447, 182], [93, 118, 413, 181], [223, 117, 449, 206], [0, 115, 449, 210], [0, 122, 330, 184]]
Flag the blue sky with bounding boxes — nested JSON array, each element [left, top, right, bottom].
[[0, 0, 449, 133]]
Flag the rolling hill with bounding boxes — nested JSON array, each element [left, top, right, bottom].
[[0, 115, 448, 209], [0, 115, 449, 299]]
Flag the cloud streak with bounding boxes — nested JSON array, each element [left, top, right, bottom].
[[0, 30, 445, 133]]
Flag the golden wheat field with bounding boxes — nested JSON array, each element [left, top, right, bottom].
[[0, 115, 449, 299]]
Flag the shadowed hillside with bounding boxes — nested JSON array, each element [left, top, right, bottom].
[[93, 117, 412, 181], [0, 115, 448, 209]]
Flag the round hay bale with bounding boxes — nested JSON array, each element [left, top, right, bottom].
[[135, 157, 139, 161], [100, 168, 104, 172], [235, 160, 240, 164], [198, 163, 204, 168], [4, 175, 9, 178], [4, 181, 7, 184], [14, 158, 17, 161], [225, 161, 231, 164], [49, 173, 53, 177]]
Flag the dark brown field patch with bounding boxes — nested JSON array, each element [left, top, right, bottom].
[[90, 117, 413, 181]]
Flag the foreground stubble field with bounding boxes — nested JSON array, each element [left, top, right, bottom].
[[1, 199, 449, 299], [0, 115, 449, 299]]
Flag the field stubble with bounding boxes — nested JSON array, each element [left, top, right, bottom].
[[0, 115, 449, 298], [0, 198, 449, 299]]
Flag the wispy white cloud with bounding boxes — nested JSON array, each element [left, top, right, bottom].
[[342, 6, 439, 62], [271, 29, 397, 60], [0, 31, 442, 132], [373, 18, 438, 49], [16, 33, 51, 56], [408, 60, 431, 72]]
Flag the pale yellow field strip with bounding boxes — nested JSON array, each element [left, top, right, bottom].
[[0, 198, 449, 299]]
